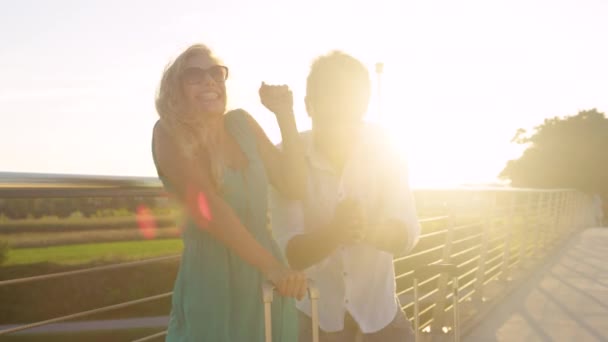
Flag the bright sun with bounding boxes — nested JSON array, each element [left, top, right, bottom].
[[363, 62, 521, 189]]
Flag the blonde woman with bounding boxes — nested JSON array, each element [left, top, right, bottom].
[[152, 44, 307, 341]]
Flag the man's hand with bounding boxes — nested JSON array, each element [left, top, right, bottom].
[[259, 82, 294, 118], [362, 220, 409, 256], [285, 199, 369, 271], [332, 200, 408, 254], [330, 199, 368, 245]]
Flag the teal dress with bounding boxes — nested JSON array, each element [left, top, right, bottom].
[[153, 110, 298, 342]]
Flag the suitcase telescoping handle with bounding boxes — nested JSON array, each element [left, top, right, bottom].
[[262, 280, 320, 342], [413, 263, 460, 342]]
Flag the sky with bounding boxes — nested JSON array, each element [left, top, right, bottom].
[[1, 0, 607, 187]]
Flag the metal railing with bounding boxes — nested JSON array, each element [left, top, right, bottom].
[[0, 174, 594, 340], [395, 188, 590, 338]]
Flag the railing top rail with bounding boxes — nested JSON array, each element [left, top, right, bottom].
[[0, 173, 578, 199], [0, 172, 576, 193], [412, 186, 576, 192]]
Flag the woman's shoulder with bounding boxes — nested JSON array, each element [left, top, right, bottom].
[[152, 119, 172, 150], [225, 108, 251, 122], [152, 119, 168, 138], [226, 108, 264, 140]]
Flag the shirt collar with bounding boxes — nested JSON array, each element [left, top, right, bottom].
[[304, 131, 335, 173], [303, 128, 369, 174]]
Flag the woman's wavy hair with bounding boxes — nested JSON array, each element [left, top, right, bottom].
[[155, 44, 226, 188]]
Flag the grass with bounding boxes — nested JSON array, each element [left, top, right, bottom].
[[0, 227, 181, 248], [5, 239, 183, 266], [0, 214, 177, 233]]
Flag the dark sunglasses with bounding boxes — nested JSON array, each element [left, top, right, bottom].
[[181, 65, 229, 84]]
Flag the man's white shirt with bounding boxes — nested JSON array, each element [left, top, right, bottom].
[[270, 126, 421, 333]]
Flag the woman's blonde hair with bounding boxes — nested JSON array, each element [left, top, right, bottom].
[[155, 44, 225, 188]]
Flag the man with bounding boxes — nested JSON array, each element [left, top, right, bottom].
[[271, 51, 421, 341]]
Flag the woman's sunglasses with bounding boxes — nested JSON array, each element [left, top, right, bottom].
[[181, 65, 229, 85]]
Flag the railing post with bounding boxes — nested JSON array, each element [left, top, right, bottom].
[[573, 192, 580, 231], [430, 206, 456, 333], [560, 191, 568, 241], [543, 191, 559, 253], [576, 192, 585, 230], [500, 192, 517, 281], [531, 192, 543, 261], [473, 191, 496, 305], [560, 191, 568, 242], [555, 192, 565, 245], [566, 191, 576, 237], [576, 192, 584, 231], [549, 192, 561, 249], [575, 192, 583, 231], [520, 191, 534, 267], [573, 192, 580, 229], [538, 192, 552, 257]]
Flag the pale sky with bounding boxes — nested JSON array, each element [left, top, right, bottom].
[[1, 0, 607, 187]]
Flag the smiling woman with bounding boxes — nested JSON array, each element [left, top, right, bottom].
[[151, 43, 310, 342]]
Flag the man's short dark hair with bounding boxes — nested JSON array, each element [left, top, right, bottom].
[[306, 51, 371, 118]]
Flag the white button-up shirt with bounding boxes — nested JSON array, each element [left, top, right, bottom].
[[270, 126, 421, 333]]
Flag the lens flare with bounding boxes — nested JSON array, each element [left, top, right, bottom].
[[136, 205, 157, 239], [197, 192, 213, 227]]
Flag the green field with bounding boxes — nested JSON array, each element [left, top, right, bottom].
[[0, 214, 176, 233], [5, 239, 183, 266], [0, 226, 181, 249]]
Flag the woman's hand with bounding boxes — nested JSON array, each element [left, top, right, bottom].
[[263, 262, 308, 300], [259, 82, 294, 118]]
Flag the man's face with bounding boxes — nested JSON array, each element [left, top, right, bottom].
[[307, 95, 364, 154], [306, 73, 370, 158]]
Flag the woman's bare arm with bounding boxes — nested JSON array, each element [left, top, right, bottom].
[[153, 121, 306, 298], [245, 113, 307, 199]]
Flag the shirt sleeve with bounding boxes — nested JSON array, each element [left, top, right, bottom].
[[269, 186, 306, 256], [378, 144, 421, 255]]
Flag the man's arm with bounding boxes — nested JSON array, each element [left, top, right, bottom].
[[364, 139, 421, 256], [285, 227, 341, 271], [286, 199, 364, 270], [366, 220, 411, 256], [271, 189, 360, 271]]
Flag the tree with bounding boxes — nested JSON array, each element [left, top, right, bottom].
[[500, 109, 608, 195]]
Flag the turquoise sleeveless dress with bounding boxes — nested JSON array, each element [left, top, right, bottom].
[[152, 110, 298, 342]]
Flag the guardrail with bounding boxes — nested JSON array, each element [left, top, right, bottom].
[[0, 174, 593, 340], [395, 189, 589, 339]]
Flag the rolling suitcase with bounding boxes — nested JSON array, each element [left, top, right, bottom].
[[413, 263, 460, 342], [262, 280, 320, 342]]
